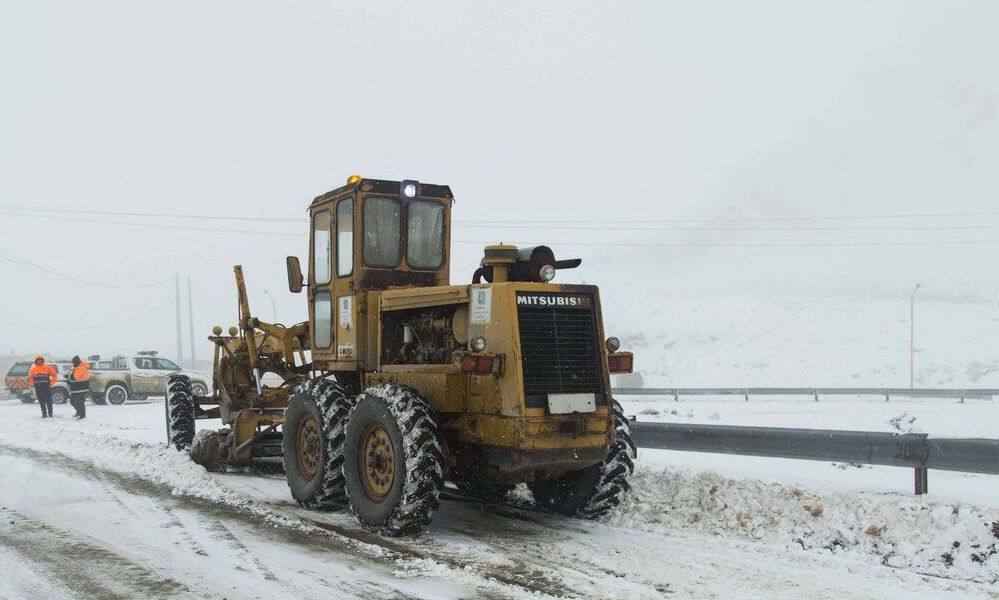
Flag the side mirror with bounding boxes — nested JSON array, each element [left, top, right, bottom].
[[286, 256, 304, 293]]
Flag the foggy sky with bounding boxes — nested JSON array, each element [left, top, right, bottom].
[[1, 0, 997, 359]]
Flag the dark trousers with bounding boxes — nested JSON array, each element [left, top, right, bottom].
[[34, 383, 53, 417], [69, 380, 88, 417]]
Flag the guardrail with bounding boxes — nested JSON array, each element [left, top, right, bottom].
[[629, 421, 999, 494], [614, 387, 999, 402]]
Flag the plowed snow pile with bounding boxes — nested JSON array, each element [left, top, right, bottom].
[[610, 464, 999, 584]]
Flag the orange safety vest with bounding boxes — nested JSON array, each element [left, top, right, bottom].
[[29, 363, 58, 386], [73, 362, 90, 381]]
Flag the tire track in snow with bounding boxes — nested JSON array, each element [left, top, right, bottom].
[[0, 508, 206, 600], [0, 443, 561, 599]]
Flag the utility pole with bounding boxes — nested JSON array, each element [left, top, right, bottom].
[[187, 274, 196, 368], [910, 283, 921, 389], [175, 273, 183, 365], [263, 289, 277, 322]]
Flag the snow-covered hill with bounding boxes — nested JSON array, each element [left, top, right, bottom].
[[600, 282, 999, 389]]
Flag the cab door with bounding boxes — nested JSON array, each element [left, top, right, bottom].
[[130, 357, 159, 394], [309, 204, 336, 360], [332, 196, 357, 364]]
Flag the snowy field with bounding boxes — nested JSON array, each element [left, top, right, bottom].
[[0, 397, 996, 599], [600, 284, 999, 389]]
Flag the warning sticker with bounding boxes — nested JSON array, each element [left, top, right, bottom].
[[337, 344, 355, 359], [470, 287, 492, 325], [338, 296, 352, 329]]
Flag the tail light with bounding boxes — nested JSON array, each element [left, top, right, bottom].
[[460, 354, 503, 375], [607, 352, 633, 374]]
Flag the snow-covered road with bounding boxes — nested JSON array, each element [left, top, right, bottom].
[[0, 399, 996, 599]]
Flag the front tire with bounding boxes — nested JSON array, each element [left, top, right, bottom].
[[343, 384, 444, 536], [282, 379, 355, 510], [51, 388, 69, 405], [105, 383, 129, 406], [191, 381, 208, 397], [166, 375, 195, 450], [529, 399, 636, 518]]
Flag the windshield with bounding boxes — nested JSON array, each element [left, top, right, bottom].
[[363, 197, 401, 268], [407, 200, 445, 269], [7, 363, 30, 377]]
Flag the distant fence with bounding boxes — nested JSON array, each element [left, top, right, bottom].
[[629, 421, 999, 494], [614, 387, 999, 402]]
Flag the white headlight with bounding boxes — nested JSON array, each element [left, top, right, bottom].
[[539, 264, 556, 282], [471, 335, 487, 352], [403, 183, 417, 198], [605, 336, 621, 352]]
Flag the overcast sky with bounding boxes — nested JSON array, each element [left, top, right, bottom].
[[1, 0, 997, 359]]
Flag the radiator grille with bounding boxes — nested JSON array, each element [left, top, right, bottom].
[[517, 293, 603, 397]]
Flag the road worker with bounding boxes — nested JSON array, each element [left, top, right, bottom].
[[69, 355, 89, 419], [28, 355, 58, 418]]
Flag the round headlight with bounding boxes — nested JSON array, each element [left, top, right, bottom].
[[539, 264, 556, 282], [228, 326, 239, 337], [471, 335, 487, 352], [403, 183, 417, 198], [605, 336, 621, 353], [212, 325, 223, 336]]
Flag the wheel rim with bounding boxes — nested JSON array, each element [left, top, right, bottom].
[[108, 386, 126, 405], [359, 424, 395, 501], [53, 390, 67, 404], [192, 384, 207, 396], [296, 414, 322, 480]]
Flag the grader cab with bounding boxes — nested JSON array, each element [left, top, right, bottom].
[[166, 176, 636, 535]]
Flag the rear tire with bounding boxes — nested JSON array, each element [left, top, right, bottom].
[[343, 384, 444, 536], [282, 379, 355, 510], [529, 399, 636, 518], [166, 375, 195, 450], [18, 394, 34, 404], [105, 383, 129, 406], [51, 388, 69, 405]]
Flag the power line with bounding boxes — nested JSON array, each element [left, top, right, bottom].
[[0, 249, 173, 289], [0, 210, 299, 237], [5, 209, 999, 248], [0, 205, 302, 223], [5, 204, 999, 226], [0, 301, 175, 331], [456, 210, 999, 224], [455, 223, 999, 232], [452, 239, 999, 248]]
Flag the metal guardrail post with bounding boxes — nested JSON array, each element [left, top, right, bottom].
[[914, 467, 928, 495]]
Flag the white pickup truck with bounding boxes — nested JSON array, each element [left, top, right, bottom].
[[89, 354, 210, 405]]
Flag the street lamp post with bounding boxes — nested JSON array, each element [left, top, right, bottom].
[[910, 283, 921, 389], [263, 289, 277, 322]]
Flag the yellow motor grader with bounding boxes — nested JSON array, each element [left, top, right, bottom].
[[166, 176, 636, 535]]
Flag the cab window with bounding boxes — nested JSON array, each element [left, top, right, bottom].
[[314, 291, 332, 348], [134, 358, 153, 370], [155, 358, 180, 371], [407, 200, 445, 269], [336, 199, 353, 277], [312, 209, 332, 285], [363, 197, 401, 268]]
